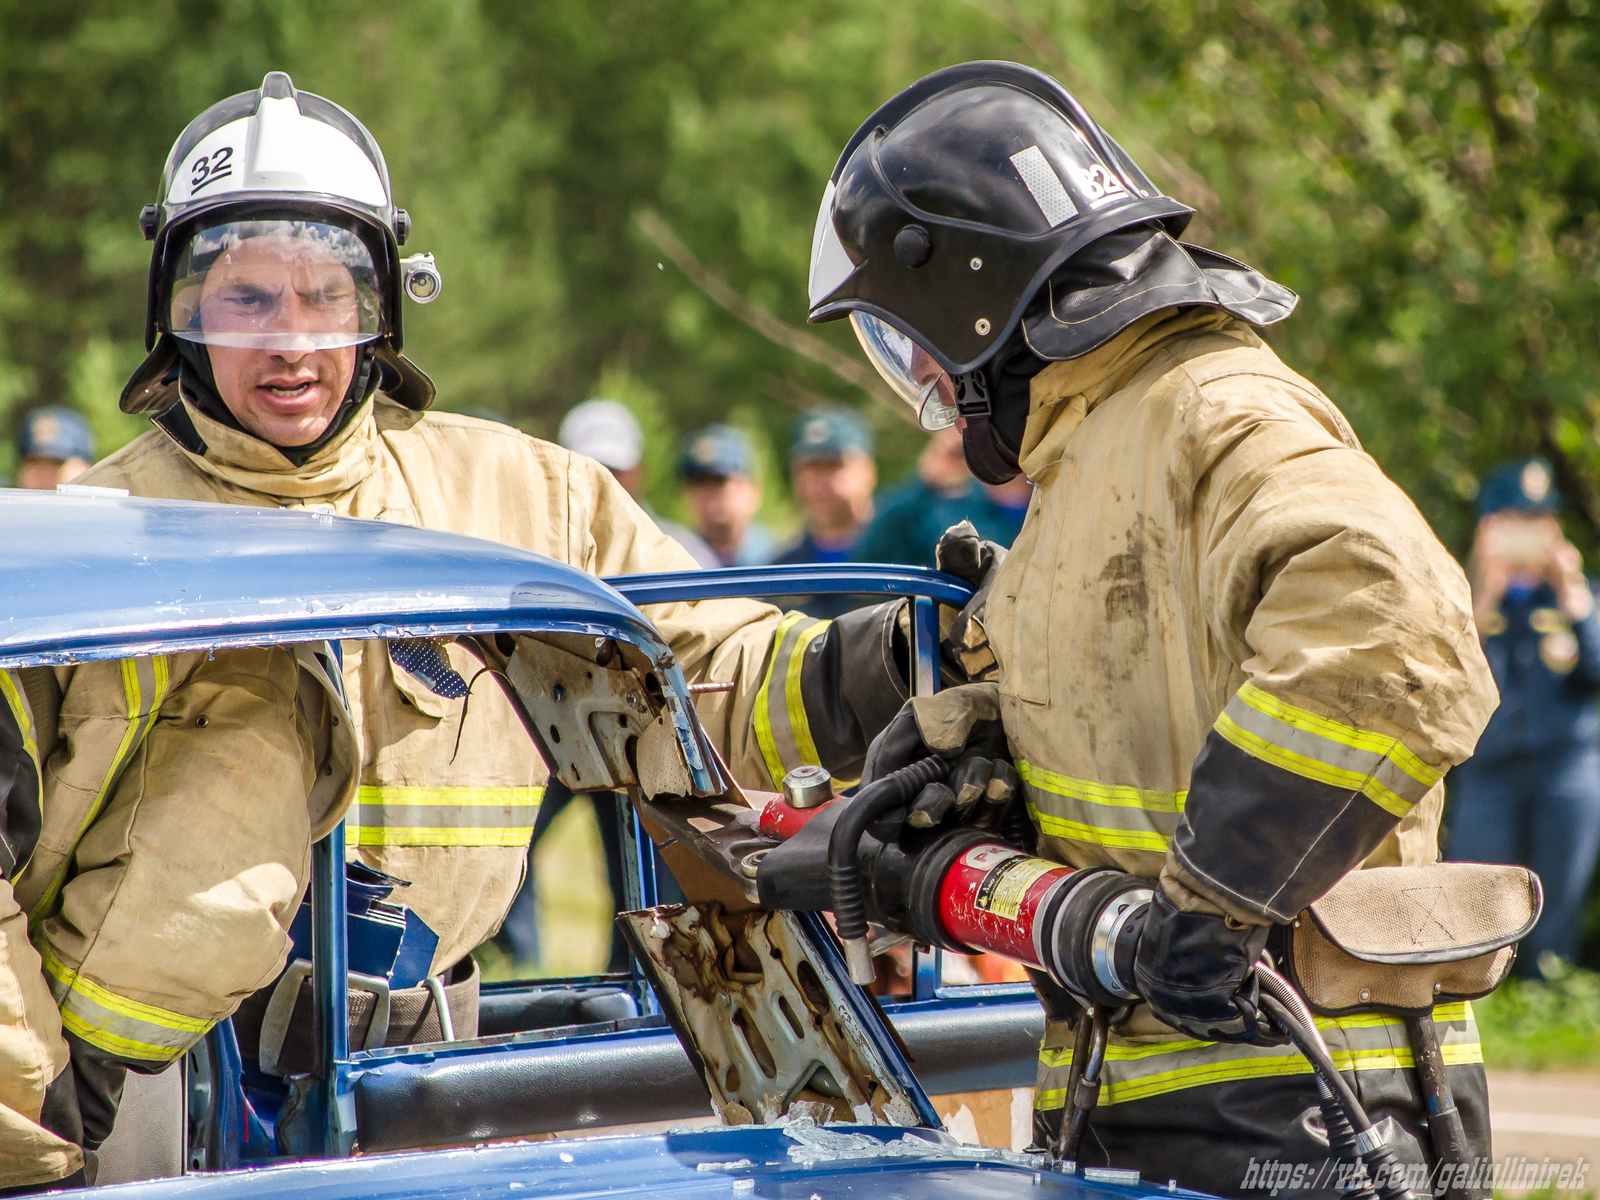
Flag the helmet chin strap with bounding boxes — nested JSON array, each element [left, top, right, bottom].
[[959, 408, 1023, 486], [954, 344, 1038, 485]]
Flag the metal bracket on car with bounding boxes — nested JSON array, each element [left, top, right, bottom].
[[495, 632, 660, 792], [619, 904, 925, 1128], [258, 960, 392, 1076]]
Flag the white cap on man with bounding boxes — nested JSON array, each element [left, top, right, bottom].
[[558, 399, 643, 472]]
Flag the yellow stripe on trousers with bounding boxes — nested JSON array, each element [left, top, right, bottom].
[[37, 941, 210, 1065], [753, 613, 831, 789], [346, 784, 544, 847], [1036, 1003, 1480, 1109], [30, 656, 171, 925]]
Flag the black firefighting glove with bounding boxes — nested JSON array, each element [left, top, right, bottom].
[[1132, 888, 1283, 1045], [861, 683, 1027, 845], [934, 522, 1007, 685]]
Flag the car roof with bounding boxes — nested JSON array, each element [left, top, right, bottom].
[[0, 490, 669, 668]]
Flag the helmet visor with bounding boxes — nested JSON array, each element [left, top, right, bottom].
[[166, 219, 383, 351], [849, 312, 958, 431]]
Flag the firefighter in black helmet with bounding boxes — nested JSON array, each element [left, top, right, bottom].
[[822, 63, 1500, 1196]]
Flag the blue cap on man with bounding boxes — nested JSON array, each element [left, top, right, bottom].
[[1477, 457, 1561, 517], [789, 408, 873, 466], [17, 406, 95, 463], [679, 424, 755, 481]]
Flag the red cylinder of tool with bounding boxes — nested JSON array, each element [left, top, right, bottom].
[[936, 842, 1076, 970], [757, 794, 837, 840]]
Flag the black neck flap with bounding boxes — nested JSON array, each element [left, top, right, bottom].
[[1020, 224, 1297, 363]]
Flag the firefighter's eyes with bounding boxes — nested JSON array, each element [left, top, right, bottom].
[[302, 285, 355, 309], [213, 284, 354, 312], [216, 285, 280, 312]]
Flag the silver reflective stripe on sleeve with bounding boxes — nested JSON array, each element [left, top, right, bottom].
[[753, 613, 832, 788], [39, 941, 209, 1065], [346, 785, 544, 847], [1214, 683, 1442, 819]]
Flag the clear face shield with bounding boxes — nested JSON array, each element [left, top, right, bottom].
[[166, 219, 383, 352], [809, 180, 959, 431], [848, 312, 958, 431]]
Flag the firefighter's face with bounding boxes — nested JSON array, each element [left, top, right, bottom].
[[201, 236, 360, 446]]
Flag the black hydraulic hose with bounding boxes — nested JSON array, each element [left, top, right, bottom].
[[828, 755, 951, 950], [1258, 992, 1417, 1200], [1255, 990, 1366, 1129]]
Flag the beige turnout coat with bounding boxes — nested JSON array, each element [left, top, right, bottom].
[[57, 397, 813, 975], [3, 645, 352, 1185], [980, 308, 1498, 1111]]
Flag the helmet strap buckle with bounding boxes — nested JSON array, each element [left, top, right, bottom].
[[953, 371, 991, 419]]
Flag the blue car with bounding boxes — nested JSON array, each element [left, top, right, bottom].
[[5, 490, 1179, 1200]]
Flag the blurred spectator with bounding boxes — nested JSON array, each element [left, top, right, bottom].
[[561, 399, 718, 568], [854, 427, 1031, 570], [679, 423, 777, 567], [15, 406, 94, 489], [773, 408, 878, 618], [1448, 457, 1600, 973]]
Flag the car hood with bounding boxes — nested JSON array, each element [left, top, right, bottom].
[[0, 490, 666, 668]]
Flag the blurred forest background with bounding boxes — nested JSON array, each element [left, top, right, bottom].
[[2, 0, 1600, 979], [5, 0, 1600, 552]]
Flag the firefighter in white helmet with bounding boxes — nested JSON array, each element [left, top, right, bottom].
[[819, 63, 1500, 1197], [11, 72, 951, 1172]]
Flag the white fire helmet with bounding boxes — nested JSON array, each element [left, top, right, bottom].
[[122, 72, 437, 413]]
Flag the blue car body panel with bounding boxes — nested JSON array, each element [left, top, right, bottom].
[[0, 490, 669, 667], [95, 1126, 1191, 1200], [0, 492, 973, 667]]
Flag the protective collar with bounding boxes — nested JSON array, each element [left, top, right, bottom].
[[170, 336, 379, 467], [158, 394, 383, 501], [1021, 224, 1296, 363], [1016, 306, 1248, 483], [957, 226, 1295, 484]]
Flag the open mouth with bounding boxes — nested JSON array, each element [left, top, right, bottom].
[[262, 381, 316, 399]]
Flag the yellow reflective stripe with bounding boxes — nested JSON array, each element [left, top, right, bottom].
[[1217, 682, 1441, 819], [31, 656, 171, 924], [753, 613, 831, 788], [1235, 683, 1403, 759], [1214, 711, 1410, 818], [754, 613, 807, 788], [1037, 1004, 1479, 1109], [1387, 742, 1441, 791], [784, 620, 830, 768], [1018, 759, 1184, 853], [38, 941, 208, 1064], [1027, 804, 1172, 853], [1016, 762, 1186, 812], [1038, 1003, 1475, 1071], [347, 784, 543, 847], [0, 671, 39, 766]]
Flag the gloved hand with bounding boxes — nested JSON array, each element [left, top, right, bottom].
[[1132, 887, 1283, 1045], [935, 522, 1008, 685], [861, 683, 1025, 838]]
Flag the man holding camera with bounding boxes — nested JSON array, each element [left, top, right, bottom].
[[1449, 458, 1600, 970]]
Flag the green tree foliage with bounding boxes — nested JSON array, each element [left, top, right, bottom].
[[4, 0, 1598, 546]]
